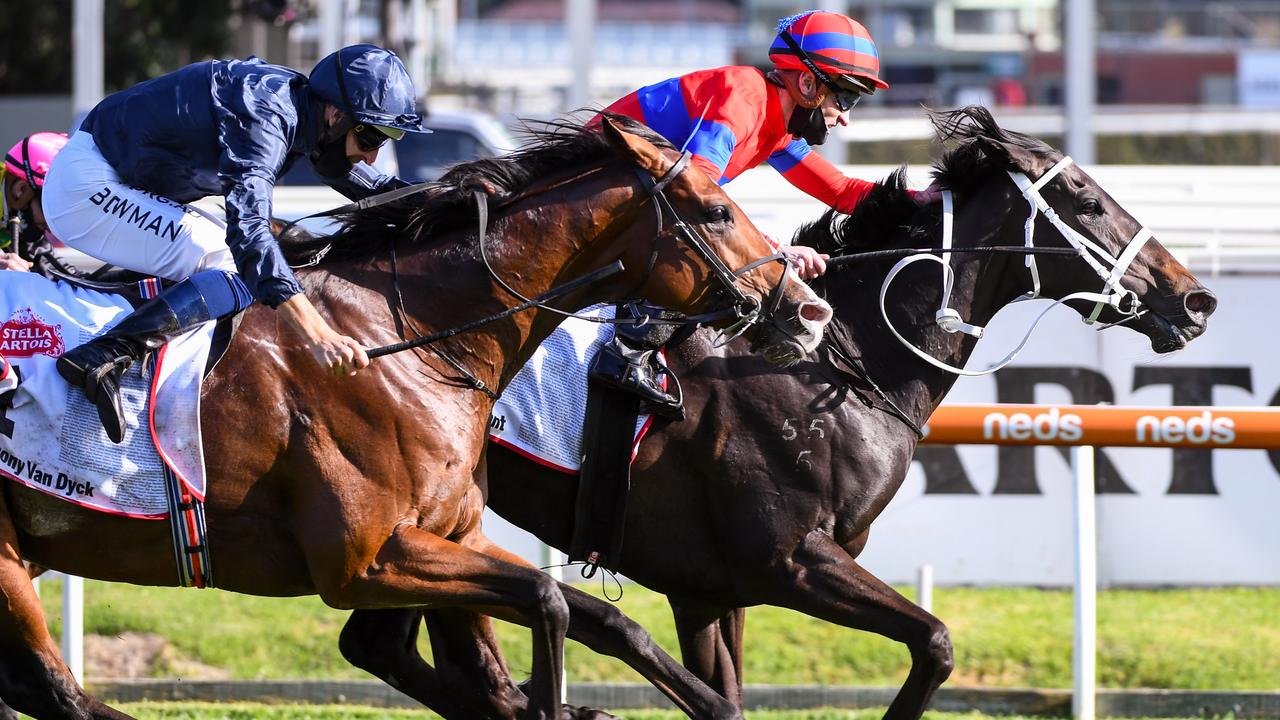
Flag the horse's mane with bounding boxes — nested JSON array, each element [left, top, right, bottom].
[[793, 106, 1055, 259], [280, 113, 674, 266]]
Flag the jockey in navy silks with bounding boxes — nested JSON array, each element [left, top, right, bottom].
[[40, 44, 428, 443]]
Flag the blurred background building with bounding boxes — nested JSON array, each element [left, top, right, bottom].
[[4, 1, 1280, 120]]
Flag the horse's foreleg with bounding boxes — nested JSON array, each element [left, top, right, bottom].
[[0, 493, 132, 719], [320, 525, 567, 720], [777, 530, 953, 720], [467, 536, 742, 720], [668, 601, 746, 708]]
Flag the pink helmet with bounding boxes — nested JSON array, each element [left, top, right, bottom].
[[4, 132, 69, 189]]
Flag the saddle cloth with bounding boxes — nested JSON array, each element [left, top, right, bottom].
[[489, 304, 657, 473], [0, 271, 210, 518]]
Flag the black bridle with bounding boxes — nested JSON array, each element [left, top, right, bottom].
[[368, 149, 795, 360]]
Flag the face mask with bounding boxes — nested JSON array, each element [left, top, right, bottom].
[[310, 136, 354, 179], [310, 113, 356, 179], [787, 105, 830, 146]]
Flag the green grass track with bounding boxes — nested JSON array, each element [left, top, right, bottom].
[[34, 578, 1278, 689]]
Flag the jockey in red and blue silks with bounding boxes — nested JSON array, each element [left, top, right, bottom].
[[603, 10, 940, 281], [41, 44, 429, 443], [587, 11, 940, 410]]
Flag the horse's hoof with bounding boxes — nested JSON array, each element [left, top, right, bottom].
[[561, 705, 620, 720]]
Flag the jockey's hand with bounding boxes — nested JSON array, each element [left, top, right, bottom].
[[779, 244, 829, 280], [279, 293, 371, 377], [913, 180, 945, 206], [0, 252, 32, 272], [308, 330, 370, 377]]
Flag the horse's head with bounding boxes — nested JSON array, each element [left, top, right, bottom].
[[598, 116, 831, 363], [935, 107, 1216, 353]]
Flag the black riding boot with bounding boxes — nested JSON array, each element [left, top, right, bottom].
[[588, 303, 683, 418], [57, 280, 219, 444], [57, 299, 186, 443]]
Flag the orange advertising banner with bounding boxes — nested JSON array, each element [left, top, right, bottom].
[[921, 404, 1280, 449]]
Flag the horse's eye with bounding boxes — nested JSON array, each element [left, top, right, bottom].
[[707, 205, 732, 223], [1079, 198, 1103, 216]]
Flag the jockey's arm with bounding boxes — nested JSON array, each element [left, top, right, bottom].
[[218, 119, 370, 376], [764, 140, 939, 279], [768, 138, 877, 214]]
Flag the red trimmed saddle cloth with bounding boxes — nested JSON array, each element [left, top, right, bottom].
[[0, 270, 211, 519]]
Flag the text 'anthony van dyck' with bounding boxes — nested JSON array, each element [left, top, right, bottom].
[[0, 449, 95, 498]]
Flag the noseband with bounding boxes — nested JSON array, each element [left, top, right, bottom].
[[631, 150, 792, 343], [879, 155, 1156, 376], [1008, 156, 1153, 324]]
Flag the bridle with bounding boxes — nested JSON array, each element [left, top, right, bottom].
[[879, 154, 1155, 376], [367, 147, 795, 366], [631, 150, 794, 346], [474, 148, 793, 340]]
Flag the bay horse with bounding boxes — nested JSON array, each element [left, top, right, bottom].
[[0, 116, 833, 720], [343, 107, 1217, 719]]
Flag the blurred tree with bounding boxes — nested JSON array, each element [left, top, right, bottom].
[[0, 0, 234, 94]]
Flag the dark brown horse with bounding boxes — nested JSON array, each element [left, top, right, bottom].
[[343, 107, 1217, 719], [0, 117, 833, 720]]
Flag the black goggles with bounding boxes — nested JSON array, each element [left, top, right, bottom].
[[352, 123, 400, 152], [826, 83, 862, 112]]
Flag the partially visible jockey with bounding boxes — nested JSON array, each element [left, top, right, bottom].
[[42, 44, 429, 443], [591, 10, 941, 409], [2, 131, 70, 272]]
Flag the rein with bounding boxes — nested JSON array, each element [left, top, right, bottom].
[[825, 245, 1077, 267], [366, 261, 626, 359], [471, 150, 789, 332], [365, 148, 791, 361]]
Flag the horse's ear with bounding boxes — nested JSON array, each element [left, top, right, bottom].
[[601, 117, 668, 177], [972, 135, 1036, 175]]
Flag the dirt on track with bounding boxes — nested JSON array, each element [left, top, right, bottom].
[[86, 632, 229, 680]]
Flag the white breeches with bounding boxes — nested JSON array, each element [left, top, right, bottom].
[[42, 131, 235, 281]]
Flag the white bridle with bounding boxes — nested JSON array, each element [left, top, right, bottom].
[[879, 155, 1155, 376]]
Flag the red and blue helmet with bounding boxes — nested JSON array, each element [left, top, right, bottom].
[[769, 11, 888, 92]]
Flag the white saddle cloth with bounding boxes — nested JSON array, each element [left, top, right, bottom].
[[489, 304, 656, 473], [0, 271, 210, 518]]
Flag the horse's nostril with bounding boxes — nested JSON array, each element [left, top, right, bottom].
[[800, 301, 833, 326], [1184, 290, 1217, 318]]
